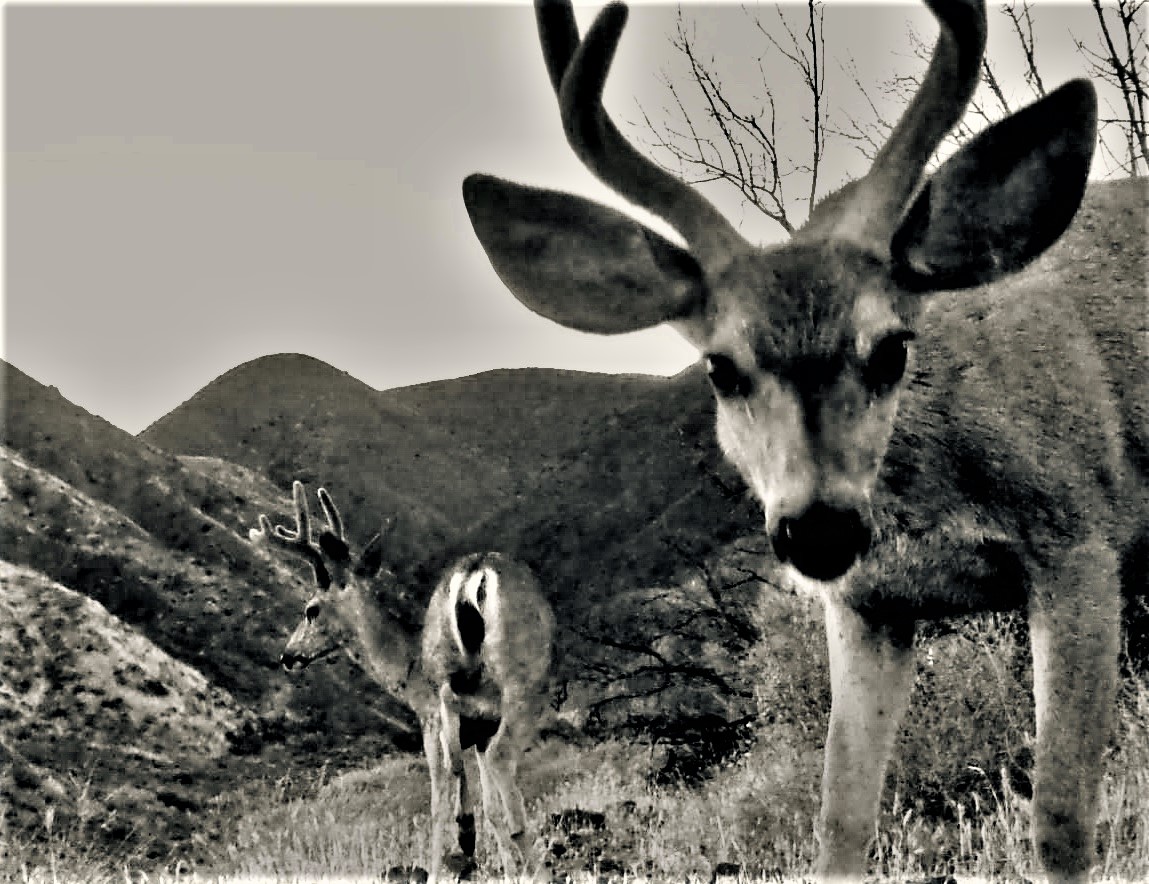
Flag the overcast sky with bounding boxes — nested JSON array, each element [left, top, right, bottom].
[[5, 2, 1109, 434]]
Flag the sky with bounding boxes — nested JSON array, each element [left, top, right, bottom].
[[4, 2, 1113, 435]]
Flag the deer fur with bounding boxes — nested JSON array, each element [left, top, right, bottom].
[[463, 1, 1147, 880]]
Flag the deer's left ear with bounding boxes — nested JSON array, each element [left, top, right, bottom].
[[891, 79, 1096, 293]]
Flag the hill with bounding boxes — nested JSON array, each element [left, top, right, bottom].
[[0, 560, 248, 860], [140, 355, 671, 566]]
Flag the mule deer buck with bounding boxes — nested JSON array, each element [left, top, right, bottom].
[[251, 481, 555, 882], [463, 0, 1147, 880]]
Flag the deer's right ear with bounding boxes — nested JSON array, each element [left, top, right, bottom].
[[463, 174, 708, 336], [318, 532, 351, 563], [354, 533, 386, 579]]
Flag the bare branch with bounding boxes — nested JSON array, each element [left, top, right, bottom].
[[1001, 2, 1045, 98], [1076, 0, 1149, 175], [637, 2, 831, 234]]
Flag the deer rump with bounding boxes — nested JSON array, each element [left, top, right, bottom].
[[444, 559, 505, 752]]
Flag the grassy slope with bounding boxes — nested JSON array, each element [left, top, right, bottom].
[[0, 560, 248, 862]]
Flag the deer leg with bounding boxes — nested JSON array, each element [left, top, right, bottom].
[[486, 694, 543, 879], [423, 717, 447, 884], [436, 680, 477, 873], [816, 594, 916, 879], [487, 700, 532, 840], [1028, 534, 1120, 884], [476, 738, 528, 878]]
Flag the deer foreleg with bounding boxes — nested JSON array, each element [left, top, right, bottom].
[[1028, 534, 1120, 884], [816, 595, 916, 879]]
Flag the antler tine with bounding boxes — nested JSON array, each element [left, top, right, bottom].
[[316, 487, 344, 541], [536, 0, 747, 270], [250, 480, 332, 589], [812, 0, 987, 245], [536, 0, 579, 96]]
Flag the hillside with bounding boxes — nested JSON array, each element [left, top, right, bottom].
[[140, 356, 671, 566], [0, 560, 248, 860], [2, 365, 412, 723], [0, 369, 423, 860]]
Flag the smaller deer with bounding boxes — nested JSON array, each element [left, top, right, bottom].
[[250, 480, 555, 882]]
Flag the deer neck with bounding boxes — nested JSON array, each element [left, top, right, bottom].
[[343, 582, 422, 703]]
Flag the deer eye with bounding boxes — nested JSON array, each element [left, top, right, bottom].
[[863, 332, 914, 395], [304, 601, 321, 623], [705, 354, 753, 399]]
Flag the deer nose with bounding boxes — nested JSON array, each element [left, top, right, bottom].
[[772, 502, 871, 582], [280, 652, 307, 672]]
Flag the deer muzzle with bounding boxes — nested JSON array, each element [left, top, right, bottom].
[[280, 651, 310, 672], [772, 501, 872, 582]]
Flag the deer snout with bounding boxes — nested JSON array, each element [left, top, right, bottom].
[[280, 652, 309, 673], [772, 501, 872, 582]]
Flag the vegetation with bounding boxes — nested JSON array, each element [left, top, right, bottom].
[[6, 609, 1147, 883]]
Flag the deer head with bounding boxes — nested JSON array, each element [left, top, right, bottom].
[[463, 0, 1097, 583], [250, 480, 391, 671]]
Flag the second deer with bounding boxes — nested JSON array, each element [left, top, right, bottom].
[[251, 480, 555, 882]]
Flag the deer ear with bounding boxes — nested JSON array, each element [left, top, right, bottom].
[[354, 533, 386, 579], [318, 531, 351, 563], [891, 79, 1096, 293], [464, 174, 708, 335]]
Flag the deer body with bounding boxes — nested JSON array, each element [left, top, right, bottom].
[[420, 552, 555, 882], [464, 1, 1145, 880], [254, 484, 554, 882]]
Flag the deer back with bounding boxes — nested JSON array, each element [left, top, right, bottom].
[[422, 553, 554, 698]]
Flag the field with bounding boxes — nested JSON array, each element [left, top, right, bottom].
[[7, 612, 1148, 884]]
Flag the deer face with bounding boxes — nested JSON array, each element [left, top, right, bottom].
[[279, 532, 388, 672], [464, 0, 1095, 584], [250, 481, 389, 670], [697, 242, 914, 580], [281, 591, 354, 671]]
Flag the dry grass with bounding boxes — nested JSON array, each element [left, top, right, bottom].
[[7, 619, 1146, 884]]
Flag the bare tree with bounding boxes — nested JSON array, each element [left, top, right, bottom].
[[638, 2, 826, 235], [1002, 1, 1045, 98], [835, 4, 1048, 164], [639, 1, 1145, 235], [1076, 0, 1148, 176]]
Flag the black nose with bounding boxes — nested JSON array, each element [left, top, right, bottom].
[[280, 653, 306, 672], [772, 502, 871, 582]]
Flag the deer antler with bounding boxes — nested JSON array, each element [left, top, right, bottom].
[[535, 0, 746, 271], [804, 0, 987, 245], [249, 480, 333, 589], [539, 0, 986, 260], [316, 487, 344, 542]]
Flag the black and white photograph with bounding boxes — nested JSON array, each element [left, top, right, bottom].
[[3, 1, 1147, 881]]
